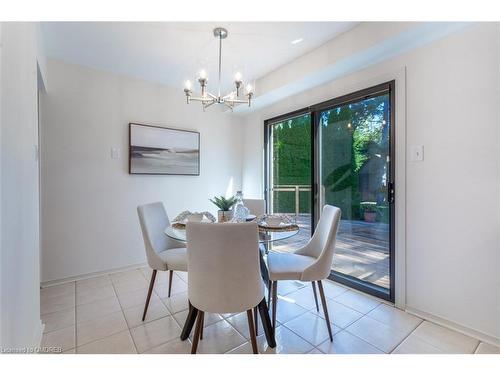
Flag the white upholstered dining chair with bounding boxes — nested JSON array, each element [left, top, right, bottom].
[[186, 222, 263, 354], [267, 204, 341, 341], [243, 198, 266, 217], [137, 202, 187, 321]]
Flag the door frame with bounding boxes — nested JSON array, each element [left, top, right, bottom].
[[314, 80, 395, 302], [263, 80, 396, 303]]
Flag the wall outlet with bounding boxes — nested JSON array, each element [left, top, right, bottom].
[[411, 145, 424, 162], [111, 147, 121, 159]]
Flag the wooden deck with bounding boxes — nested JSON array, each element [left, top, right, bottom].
[[270, 215, 390, 289]]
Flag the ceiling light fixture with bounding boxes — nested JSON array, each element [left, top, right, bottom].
[[183, 27, 254, 111], [291, 38, 303, 45]]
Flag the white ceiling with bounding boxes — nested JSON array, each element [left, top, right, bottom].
[[41, 22, 358, 91]]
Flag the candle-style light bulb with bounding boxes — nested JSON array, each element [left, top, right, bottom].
[[184, 80, 192, 90], [234, 71, 243, 83], [199, 69, 207, 80], [245, 83, 253, 94]]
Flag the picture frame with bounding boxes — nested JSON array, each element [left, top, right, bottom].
[[129, 123, 200, 175]]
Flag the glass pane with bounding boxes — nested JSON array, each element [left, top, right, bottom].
[[269, 114, 312, 252], [319, 94, 391, 290]]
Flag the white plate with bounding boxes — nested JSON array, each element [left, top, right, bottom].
[[260, 222, 293, 229]]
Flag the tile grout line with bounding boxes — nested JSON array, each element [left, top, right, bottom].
[[268, 286, 340, 350], [146, 333, 192, 354], [223, 341, 250, 354], [117, 269, 191, 353], [108, 271, 140, 354], [388, 319, 425, 354], [273, 283, 355, 346], [75, 272, 139, 352], [59, 273, 279, 354], [319, 299, 384, 353], [223, 312, 268, 347], [339, 302, 424, 354], [50, 272, 488, 355], [403, 320, 480, 354], [472, 340, 481, 354], [283, 316, 339, 349]]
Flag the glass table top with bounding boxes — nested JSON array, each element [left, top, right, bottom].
[[164, 225, 299, 244]]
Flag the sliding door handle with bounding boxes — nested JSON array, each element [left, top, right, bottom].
[[388, 182, 395, 204]]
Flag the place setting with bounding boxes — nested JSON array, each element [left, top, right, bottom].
[[165, 192, 300, 245]]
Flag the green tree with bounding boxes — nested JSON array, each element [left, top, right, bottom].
[[269, 94, 390, 221], [272, 115, 311, 213]]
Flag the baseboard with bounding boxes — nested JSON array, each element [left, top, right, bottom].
[[40, 262, 148, 288], [32, 320, 44, 349], [406, 306, 500, 348]]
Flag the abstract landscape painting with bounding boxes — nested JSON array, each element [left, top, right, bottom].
[[129, 123, 200, 175]]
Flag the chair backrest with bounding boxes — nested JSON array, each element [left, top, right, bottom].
[[243, 199, 266, 217], [186, 222, 263, 313], [137, 202, 177, 270], [297, 205, 341, 281]]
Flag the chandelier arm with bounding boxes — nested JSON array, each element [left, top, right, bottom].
[[203, 100, 217, 109], [227, 99, 250, 104], [189, 96, 216, 104], [222, 90, 237, 100]]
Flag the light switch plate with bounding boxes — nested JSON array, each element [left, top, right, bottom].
[[111, 147, 121, 159], [411, 145, 424, 161]]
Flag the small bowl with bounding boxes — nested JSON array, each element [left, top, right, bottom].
[[266, 216, 282, 227], [187, 213, 204, 222]]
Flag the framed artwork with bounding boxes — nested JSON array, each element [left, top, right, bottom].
[[129, 123, 200, 175]]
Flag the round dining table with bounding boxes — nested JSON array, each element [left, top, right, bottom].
[[165, 224, 299, 245], [164, 221, 300, 349]]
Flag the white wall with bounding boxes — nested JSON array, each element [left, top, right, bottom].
[[40, 59, 243, 283], [240, 24, 500, 341], [37, 22, 500, 343], [0, 23, 43, 349]]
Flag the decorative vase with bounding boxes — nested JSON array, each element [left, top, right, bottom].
[[218, 210, 233, 223], [232, 190, 249, 222]]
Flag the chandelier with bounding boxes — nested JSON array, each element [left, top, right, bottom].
[[183, 27, 254, 111]]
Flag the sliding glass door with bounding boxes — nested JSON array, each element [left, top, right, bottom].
[[317, 83, 394, 300], [264, 82, 395, 301], [264, 111, 312, 253]]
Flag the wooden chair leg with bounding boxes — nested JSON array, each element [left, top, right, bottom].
[[246, 309, 259, 354], [142, 269, 157, 321], [271, 280, 278, 333], [317, 280, 333, 341], [191, 311, 204, 354], [253, 306, 259, 336], [168, 270, 173, 297], [311, 281, 320, 312]]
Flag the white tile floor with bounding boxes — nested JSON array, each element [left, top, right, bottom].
[[40, 268, 500, 354]]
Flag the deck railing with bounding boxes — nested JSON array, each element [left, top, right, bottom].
[[272, 185, 311, 216]]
